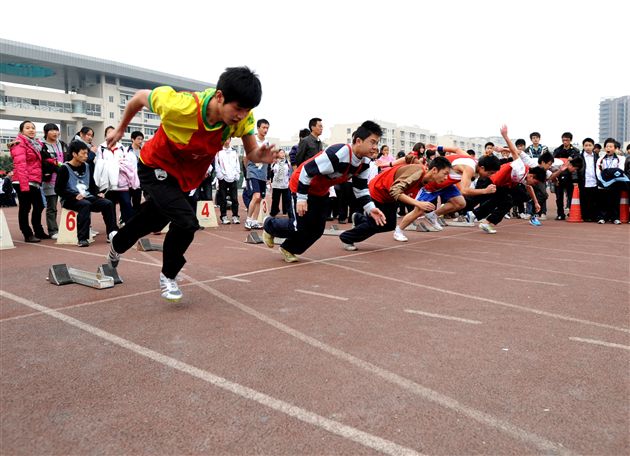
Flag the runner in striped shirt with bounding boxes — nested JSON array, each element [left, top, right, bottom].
[[262, 121, 386, 262]]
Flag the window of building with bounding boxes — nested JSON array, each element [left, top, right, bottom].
[[346, 128, 351, 134], [105, 76, 116, 84], [109, 112, 114, 119], [108, 96, 114, 103]]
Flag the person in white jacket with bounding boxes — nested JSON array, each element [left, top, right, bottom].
[[215, 138, 241, 224], [94, 126, 140, 225]]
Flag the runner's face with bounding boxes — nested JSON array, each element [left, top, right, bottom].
[[222, 101, 250, 125], [355, 134, 380, 158], [434, 167, 450, 184]]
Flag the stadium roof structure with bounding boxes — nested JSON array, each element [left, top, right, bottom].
[[0, 38, 213, 92]]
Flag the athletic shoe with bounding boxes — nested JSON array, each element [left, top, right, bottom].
[[519, 213, 531, 220], [244, 219, 253, 230], [50, 233, 58, 240], [90, 228, 99, 236], [351, 212, 362, 228], [504, 214, 511, 219], [393, 228, 408, 242], [425, 212, 443, 231], [221, 216, 231, 225], [539, 214, 547, 221], [262, 229, 275, 248], [160, 273, 183, 301], [232, 216, 240, 224], [555, 215, 565, 221], [597, 219, 605, 224], [107, 232, 121, 268], [342, 242, 357, 251], [465, 211, 477, 224], [613, 219, 621, 225], [77, 239, 90, 247], [479, 222, 497, 234], [251, 221, 263, 229], [279, 247, 298, 263], [529, 216, 542, 226]]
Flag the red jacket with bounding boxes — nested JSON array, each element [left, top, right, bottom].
[[10, 134, 43, 191]]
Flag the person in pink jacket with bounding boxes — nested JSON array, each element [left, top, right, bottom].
[[9, 120, 49, 242]]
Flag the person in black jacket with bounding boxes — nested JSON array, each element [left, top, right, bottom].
[[55, 141, 117, 247], [552, 132, 581, 220], [295, 118, 323, 166]]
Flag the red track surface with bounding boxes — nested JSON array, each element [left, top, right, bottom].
[[1, 204, 628, 455]]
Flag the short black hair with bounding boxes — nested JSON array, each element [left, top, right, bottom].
[[256, 118, 269, 128], [515, 138, 526, 147], [131, 131, 144, 140], [466, 149, 476, 157], [594, 143, 602, 150], [529, 132, 541, 140], [427, 156, 452, 171], [216, 66, 262, 109], [528, 166, 546, 183], [299, 128, 310, 139], [562, 132, 573, 140], [67, 140, 88, 156], [478, 155, 501, 171], [538, 151, 554, 165], [351, 120, 383, 143], [43, 123, 59, 139], [582, 137, 594, 146], [484, 142, 494, 149], [308, 117, 322, 131], [604, 137, 616, 147]]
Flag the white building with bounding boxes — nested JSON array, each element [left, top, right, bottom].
[[0, 38, 212, 153]]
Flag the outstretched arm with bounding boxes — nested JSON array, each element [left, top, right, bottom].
[[499, 125, 520, 161], [242, 134, 278, 165], [107, 90, 150, 149]]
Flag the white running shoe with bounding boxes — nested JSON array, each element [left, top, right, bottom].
[[424, 212, 444, 231], [465, 211, 477, 224], [393, 228, 408, 242], [342, 242, 357, 251], [479, 222, 497, 234], [160, 273, 183, 301]]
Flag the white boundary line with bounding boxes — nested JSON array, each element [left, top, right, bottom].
[[404, 266, 455, 275], [295, 289, 349, 301], [404, 309, 482, 325], [504, 277, 565, 287], [171, 273, 573, 455], [0, 290, 422, 456], [569, 337, 630, 351]]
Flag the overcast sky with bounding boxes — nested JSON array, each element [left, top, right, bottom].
[[1, 0, 628, 146]]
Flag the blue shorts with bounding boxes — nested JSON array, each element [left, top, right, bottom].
[[416, 185, 461, 203], [247, 178, 267, 198]]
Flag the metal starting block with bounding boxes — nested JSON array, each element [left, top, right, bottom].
[[136, 238, 163, 251], [245, 232, 263, 244], [48, 264, 119, 289], [445, 216, 475, 227], [323, 224, 344, 236]]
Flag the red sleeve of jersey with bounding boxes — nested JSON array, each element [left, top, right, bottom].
[[490, 163, 513, 187]]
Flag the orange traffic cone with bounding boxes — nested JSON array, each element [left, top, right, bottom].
[[567, 183, 583, 223], [620, 190, 629, 223]]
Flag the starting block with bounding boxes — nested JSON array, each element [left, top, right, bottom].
[[445, 215, 474, 227], [323, 224, 344, 236], [137, 238, 163, 251], [245, 232, 263, 244], [48, 263, 121, 289]]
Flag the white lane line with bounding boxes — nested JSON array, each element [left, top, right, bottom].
[[327, 258, 630, 335], [224, 246, 248, 251], [217, 276, 251, 283], [333, 258, 370, 264], [404, 247, 628, 285], [173, 275, 573, 456], [569, 337, 630, 351], [404, 309, 482, 325], [404, 266, 455, 275], [295, 289, 349, 301], [0, 290, 422, 456], [504, 277, 566, 287]]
